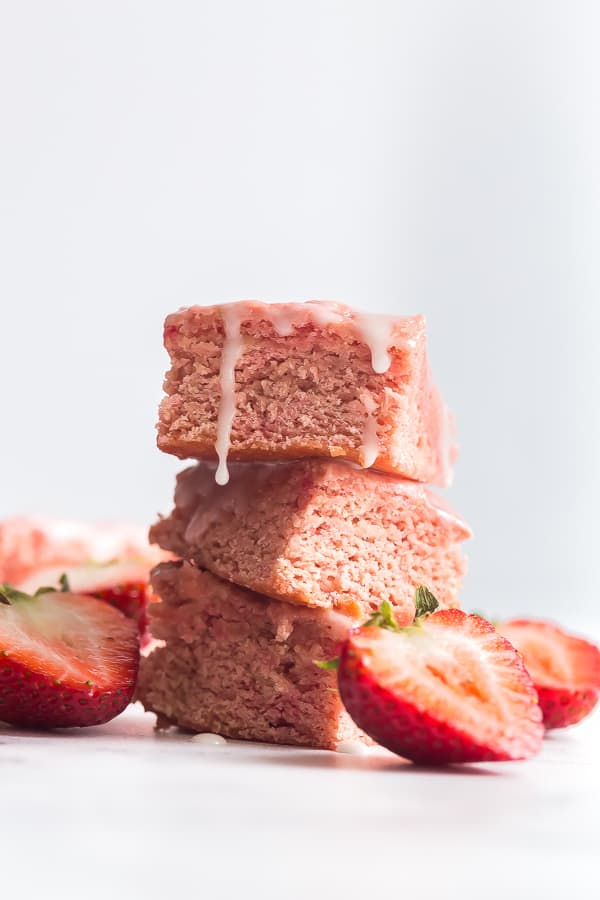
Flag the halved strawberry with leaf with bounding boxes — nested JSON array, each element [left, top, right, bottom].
[[18, 561, 154, 644], [334, 588, 544, 764], [497, 619, 600, 729], [0, 582, 139, 729]]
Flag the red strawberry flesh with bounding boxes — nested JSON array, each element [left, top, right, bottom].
[[338, 610, 544, 764], [87, 581, 151, 637], [18, 561, 154, 642], [499, 619, 600, 729], [0, 588, 139, 729]]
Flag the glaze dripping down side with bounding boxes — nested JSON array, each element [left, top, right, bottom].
[[214, 306, 243, 486]]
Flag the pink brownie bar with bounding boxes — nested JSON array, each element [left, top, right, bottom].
[[150, 459, 471, 624], [157, 301, 455, 486], [137, 561, 368, 749]]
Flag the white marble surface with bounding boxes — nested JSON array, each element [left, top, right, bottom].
[[1, 703, 598, 899]]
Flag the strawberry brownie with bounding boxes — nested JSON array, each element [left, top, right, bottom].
[[157, 300, 455, 486], [150, 458, 471, 624], [137, 560, 368, 749]]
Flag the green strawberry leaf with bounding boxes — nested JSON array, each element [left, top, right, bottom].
[[1, 584, 49, 604], [59, 573, 71, 592], [0, 582, 62, 605], [414, 585, 439, 619], [0, 584, 35, 604], [314, 657, 340, 671], [364, 599, 399, 631]]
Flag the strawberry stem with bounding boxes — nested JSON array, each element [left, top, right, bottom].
[[364, 599, 399, 631], [314, 589, 441, 672]]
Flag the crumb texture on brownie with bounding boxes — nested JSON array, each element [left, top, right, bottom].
[[137, 561, 369, 749], [150, 459, 471, 622], [157, 300, 455, 486]]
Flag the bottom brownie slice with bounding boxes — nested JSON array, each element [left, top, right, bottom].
[[137, 561, 368, 749]]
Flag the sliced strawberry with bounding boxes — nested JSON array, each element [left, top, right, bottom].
[[0, 584, 139, 729], [0, 516, 166, 585], [337, 598, 544, 764], [497, 619, 600, 729], [18, 561, 154, 644], [90, 581, 150, 631]]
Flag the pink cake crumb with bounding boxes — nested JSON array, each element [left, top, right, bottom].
[[157, 301, 456, 486], [137, 561, 369, 749], [150, 459, 471, 623]]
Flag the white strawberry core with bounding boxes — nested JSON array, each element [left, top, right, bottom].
[[18, 560, 150, 595]]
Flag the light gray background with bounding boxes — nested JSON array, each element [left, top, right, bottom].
[[1, 1, 598, 620]]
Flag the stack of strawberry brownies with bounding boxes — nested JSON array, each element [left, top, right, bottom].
[[138, 301, 471, 749]]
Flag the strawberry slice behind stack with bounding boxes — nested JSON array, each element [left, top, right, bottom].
[[0, 585, 139, 729], [498, 619, 600, 729], [337, 606, 544, 764], [19, 561, 156, 646]]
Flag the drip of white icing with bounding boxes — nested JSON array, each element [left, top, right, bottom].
[[303, 300, 347, 327], [354, 313, 394, 374], [269, 301, 345, 336], [192, 732, 227, 746], [258, 302, 396, 376], [360, 394, 379, 468], [336, 740, 370, 756], [214, 306, 243, 486], [270, 307, 298, 336]]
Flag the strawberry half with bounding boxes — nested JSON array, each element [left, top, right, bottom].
[[336, 591, 544, 764], [0, 583, 139, 729], [497, 619, 600, 729], [18, 561, 155, 644]]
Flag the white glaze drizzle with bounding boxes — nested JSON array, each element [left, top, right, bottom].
[[269, 301, 344, 336], [269, 309, 296, 337], [360, 393, 379, 468], [303, 300, 346, 328], [336, 740, 370, 755], [266, 302, 395, 377], [354, 313, 394, 374], [214, 306, 243, 486], [269, 307, 298, 336], [192, 732, 227, 746]]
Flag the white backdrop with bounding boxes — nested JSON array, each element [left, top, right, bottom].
[[1, 1, 598, 620]]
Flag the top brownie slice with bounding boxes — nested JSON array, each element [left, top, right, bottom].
[[157, 300, 456, 486]]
